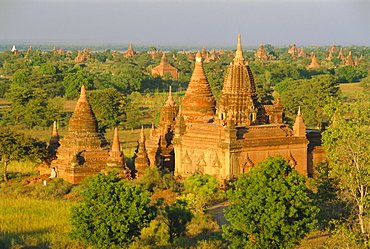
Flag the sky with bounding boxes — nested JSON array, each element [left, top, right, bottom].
[[0, 0, 369, 47]]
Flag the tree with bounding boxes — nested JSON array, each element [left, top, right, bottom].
[[70, 171, 157, 248], [322, 97, 370, 242], [63, 68, 93, 99], [87, 89, 124, 133], [223, 156, 318, 249], [160, 200, 193, 245], [0, 129, 47, 181], [4, 86, 63, 128], [183, 173, 219, 213], [277, 74, 340, 126]]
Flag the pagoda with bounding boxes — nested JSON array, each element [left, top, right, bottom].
[[288, 43, 299, 55], [337, 48, 344, 60], [123, 43, 137, 58], [329, 44, 338, 53], [345, 51, 356, 66], [298, 49, 307, 58], [181, 51, 216, 123], [307, 53, 320, 69], [151, 53, 179, 79], [49, 86, 129, 183], [254, 43, 269, 61], [326, 51, 333, 61], [217, 34, 260, 126]]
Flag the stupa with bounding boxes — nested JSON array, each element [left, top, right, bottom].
[[49, 86, 129, 183], [307, 53, 320, 69], [345, 51, 355, 66], [124, 43, 137, 58]]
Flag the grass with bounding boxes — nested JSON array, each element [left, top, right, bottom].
[[339, 82, 364, 102], [0, 195, 83, 248]]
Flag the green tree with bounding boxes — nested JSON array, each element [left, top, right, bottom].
[[160, 200, 193, 245], [88, 88, 124, 133], [223, 156, 318, 249], [322, 97, 370, 242], [183, 173, 219, 213], [4, 86, 63, 128], [0, 129, 47, 181], [70, 171, 157, 248], [278, 74, 340, 126], [63, 68, 93, 99]]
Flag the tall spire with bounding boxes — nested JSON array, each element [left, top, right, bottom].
[[111, 127, 121, 152], [181, 51, 216, 123], [233, 34, 245, 65], [218, 35, 259, 126], [49, 121, 60, 151], [139, 125, 146, 144], [165, 86, 175, 107], [68, 85, 98, 133], [134, 126, 149, 177], [293, 106, 306, 137]]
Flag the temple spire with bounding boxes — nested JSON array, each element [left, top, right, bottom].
[[68, 85, 98, 133], [134, 126, 149, 177], [165, 86, 175, 107], [233, 34, 245, 65], [293, 106, 306, 137], [181, 50, 216, 123], [112, 127, 121, 152], [139, 125, 146, 144]]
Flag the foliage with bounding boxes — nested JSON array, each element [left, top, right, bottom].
[[183, 173, 219, 213], [87, 88, 124, 133], [322, 97, 370, 241], [0, 129, 47, 181], [277, 74, 340, 126], [63, 68, 93, 99], [160, 200, 193, 245], [308, 162, 347, 231], [69, 171, 157, 248], [223, 156, 318, 249], [359, 75, 370, 92], [336, 65, 368, 83], [4, 86, 64, 128], [121, 92, 143, 129], [138, 166, 179, 192]]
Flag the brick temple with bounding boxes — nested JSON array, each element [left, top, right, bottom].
[[137, 35, 325, 183], [45, 86, 130, 184]]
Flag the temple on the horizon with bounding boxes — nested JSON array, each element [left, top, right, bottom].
[[137, 35, 325, 184], [151, 53, 179, 80]]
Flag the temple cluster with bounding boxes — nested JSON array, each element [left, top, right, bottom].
[[41, 35, 326, 184]]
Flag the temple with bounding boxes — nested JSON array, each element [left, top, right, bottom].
[[151, 53, 179, 79], [254, 43, 269, 61], [136, 35, 325, 184], [337, 48, 344, 60], [124, 43, 137, 58], [345, 51, 356, 66], [288, 43, 299, 55], [45, 86, 130, 183], [307, 53, 320, 69]]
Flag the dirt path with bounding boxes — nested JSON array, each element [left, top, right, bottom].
[[207, 201, 230, 227]]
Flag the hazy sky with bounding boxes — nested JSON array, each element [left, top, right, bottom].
[[1, 0, 369, 46]]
